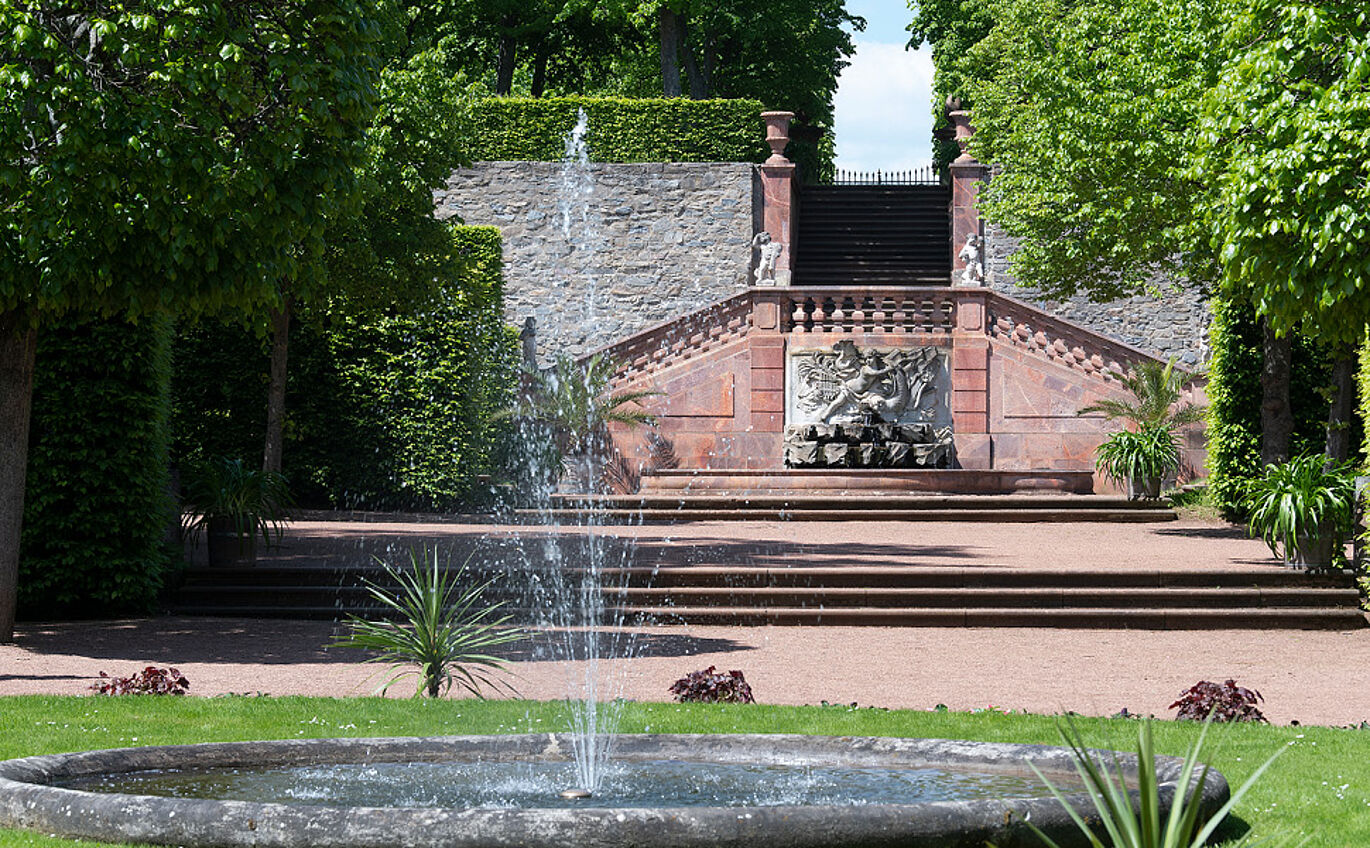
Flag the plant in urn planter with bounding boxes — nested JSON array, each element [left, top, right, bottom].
[[182, 457, 292, 567], [1244, 453, 1355, 569]]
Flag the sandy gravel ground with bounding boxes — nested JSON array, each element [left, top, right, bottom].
[[4, 517, 1368, 727]]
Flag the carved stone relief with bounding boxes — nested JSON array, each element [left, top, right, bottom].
[[784, 342, 955, 469]]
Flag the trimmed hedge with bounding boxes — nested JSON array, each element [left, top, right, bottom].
[[21, 317, 175, 617], [467, 97, 768, 163], [1205, 297, 1334, 517], [172, 226, 518, 512]]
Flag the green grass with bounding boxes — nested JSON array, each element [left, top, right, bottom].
[[1, 696, 1366, 846]]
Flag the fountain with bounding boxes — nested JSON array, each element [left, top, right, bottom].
[[0, 114, 1233, 848]]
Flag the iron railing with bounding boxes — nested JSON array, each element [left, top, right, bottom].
[[832, 166, 945, 186]]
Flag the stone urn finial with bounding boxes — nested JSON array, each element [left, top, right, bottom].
[[761, 111, 795, 165], [946, 102, 976, 164]]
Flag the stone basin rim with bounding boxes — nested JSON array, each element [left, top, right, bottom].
[[0, 733, 1231, 848]]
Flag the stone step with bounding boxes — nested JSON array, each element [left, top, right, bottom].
[[612, 605, 1367, 630], [603, 585, 1360, 610], [523, 507, 1177, 523]]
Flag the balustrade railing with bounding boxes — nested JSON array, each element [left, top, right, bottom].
[[831, 166, 944, 186], [775, 288, 957, 335]]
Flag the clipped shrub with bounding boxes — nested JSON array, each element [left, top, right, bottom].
[[1169, 679, 1267, 723], [467, 97, 768, 163], [172, 226, 518, 512], [21, 316, 175, 618], [669, 666, 756, 704], [91, 666, 190, 696]]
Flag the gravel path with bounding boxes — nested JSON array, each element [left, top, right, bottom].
[[4, 517, 1368, 726]]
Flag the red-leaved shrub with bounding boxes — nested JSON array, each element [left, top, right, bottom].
[[90, 666, 190, 696], [668, 666, 755, 704], [1169, 679, 1266, 723]]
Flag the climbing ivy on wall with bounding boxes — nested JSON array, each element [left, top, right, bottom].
[[466, 97, 767, 163], [21, 317, 175, 618], [1205, 297, 1337, 517], [172, 226, 518, 513]]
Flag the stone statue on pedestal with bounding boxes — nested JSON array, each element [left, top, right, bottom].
[[957, 234, 984, 286], [752, 231, 783, 285]]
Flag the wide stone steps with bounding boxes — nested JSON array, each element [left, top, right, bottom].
[[534, 493, 1177, 523], [171, 564, 1366, 629]]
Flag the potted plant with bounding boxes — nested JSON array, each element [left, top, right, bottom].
[[1094, 424, 1181, 500], [1080, 358, 1202, 498], [1244, 453, 1355, 569], [182, 457, 293, 567]]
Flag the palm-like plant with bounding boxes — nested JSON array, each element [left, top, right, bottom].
[[1079, 359, 1203, 429], [1094, 425, 1183, 499], [503, 353, 658, 492], [333, 548, 523, 698], [1020, 716, 1281, 848]]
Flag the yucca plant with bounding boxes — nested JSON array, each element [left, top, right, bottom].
[[1244, 453, 1356, 569], [334, 548, 524, 698], [1018, 716, 1281, 848], [1094, 425, 1182, 500]]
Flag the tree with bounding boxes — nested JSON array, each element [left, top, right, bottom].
[[906, 0, 995, 167], [0, 2, 384, 640], [1193, 0, 1370, 462], [259, 30, 473, 474], [958, 0, 1222, 301]]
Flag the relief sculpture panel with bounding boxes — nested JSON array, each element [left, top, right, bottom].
[[784, 341, 955, 469]]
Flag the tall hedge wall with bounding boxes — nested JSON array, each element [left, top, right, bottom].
[[1206, 297, 1334, 517], [467, 97, 768, 163], [172, 226, 518, 512], [21, 317, 175, 617]]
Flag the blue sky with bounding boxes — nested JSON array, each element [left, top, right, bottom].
[[832, 0, 936, 172]]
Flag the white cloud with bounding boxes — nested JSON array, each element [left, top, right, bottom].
[[832, 41, 936, 173]]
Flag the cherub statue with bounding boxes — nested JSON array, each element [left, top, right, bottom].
[[752, 231, 783, 285], [957, 233, 984, 286]]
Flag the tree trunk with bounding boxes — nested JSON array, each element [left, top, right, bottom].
[[530, 40, 549, 98], [0, 310, 37, 643], [680, 15, 707, 99], [1260, 319, 1293, 467], [262, 300, 291, 475], [1324, 348, 1356, 464], [659, 7, 682, 97], [495, 32, 517, 96]]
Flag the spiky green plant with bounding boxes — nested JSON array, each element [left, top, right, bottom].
[[334, 548, 523, 698], [181, 456, 293, 549], [501, 353, 659, 492], [1079, 359, 1203, 429], [1095, 425, 1182, 497], [1019, 717, 1281, 848], [1244, 453, 1355, 568]]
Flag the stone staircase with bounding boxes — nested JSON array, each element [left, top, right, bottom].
[[535, 493, 1177, 523], [601, 564, 1364, 629], [794, 185, 951, 284], [170, 559, 1365, 630]]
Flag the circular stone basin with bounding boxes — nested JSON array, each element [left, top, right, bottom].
[[0, 733, 1229, 848]]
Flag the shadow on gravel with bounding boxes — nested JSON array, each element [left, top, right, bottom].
[[1153, 525, 1250, 540]]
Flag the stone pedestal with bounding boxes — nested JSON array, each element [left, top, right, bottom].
[[757, 111, 797, 286]]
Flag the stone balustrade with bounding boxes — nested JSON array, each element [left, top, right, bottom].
[[596, 291, 755, 387], [984, 291, 1162, 384], [769, 287, 957, 335]]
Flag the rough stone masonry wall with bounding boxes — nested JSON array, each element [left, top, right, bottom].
[[434, 162, 757, 362], [984, 224, 1209, 368]]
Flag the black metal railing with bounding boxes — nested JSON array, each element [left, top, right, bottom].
[[832, 166, 944, 186]]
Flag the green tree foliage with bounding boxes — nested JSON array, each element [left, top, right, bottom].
[[20, 318, 174, 618], [1194, 0, 1370, 350], [0, 1, 385, 640], [906, 0, 994, 166], [956, 0, 1221, 301]]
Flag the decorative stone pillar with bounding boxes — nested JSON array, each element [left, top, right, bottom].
[[757, 111, 797, 286], [946, 103, 993, 469], [947, 101, 989, 287]]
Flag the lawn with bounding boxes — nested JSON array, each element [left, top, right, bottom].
[[0, 695, 1364, 846]]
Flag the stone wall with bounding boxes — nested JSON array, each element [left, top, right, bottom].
[[434, 161, 757, 363], [983, 224, 1209, 368]]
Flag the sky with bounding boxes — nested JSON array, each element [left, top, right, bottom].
[[831, 0, 936, 173]]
